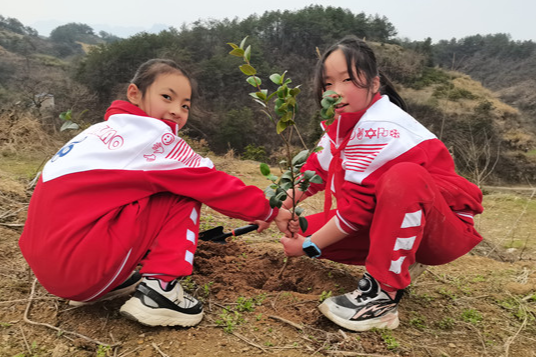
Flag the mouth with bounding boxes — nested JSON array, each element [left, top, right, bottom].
[[335, 103, 348, 111]]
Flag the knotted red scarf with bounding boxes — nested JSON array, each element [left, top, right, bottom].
[[322, 93, 381, 220]]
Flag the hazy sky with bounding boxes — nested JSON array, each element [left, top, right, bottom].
[[2, 0, 535, 43]]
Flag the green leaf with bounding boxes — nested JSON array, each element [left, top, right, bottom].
[[314, 146, 323, 152], [253, 99, 267, 107], [321, 106, 335, 120], [244, 45, 252, 61], [275, 191, 287, 201], [299, 181, 310, 192], [269, 195, 283, 209], [255, 90, 267, 101], [321, 97, 334, 109], [323, 90, 338, 98], [264, 187, 275, 197], [291, 150, 309, 166], [302, 170, 315, 180], [267, 174, 279, 182], [239, 64, 256, 76], [260, 163, 271, 176], [280, 111, 292, 123], [59, 110, 72, 121], [60, 121, 79, 131], [284, 78, 292, 85], [280, 181, 293, 191], [269, 73, 282, 85], [246, 76, 261, 87], [281, 171, 293, 181], [287, 97, 296, 107], [290, 87, 301, 96], [239, 36, 248, 49], [310, 174, 323, 184], [267, 92, 277, 101], [227, 42, 239, 49], [229, 48, 245, 57], [299, 216, 308, 232], [276, 120, 288, 134], [295, 206, 304, 216]]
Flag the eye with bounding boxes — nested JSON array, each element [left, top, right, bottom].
[[324, 82, 332, 87], [343, 78, 352, 82], [182, 104, 190, 111], [162, 94, 171, 100]]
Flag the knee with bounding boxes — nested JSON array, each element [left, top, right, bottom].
[[376, 163, 432, 202]]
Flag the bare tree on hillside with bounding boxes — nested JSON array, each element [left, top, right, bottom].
[[453, 124, 500, 187]]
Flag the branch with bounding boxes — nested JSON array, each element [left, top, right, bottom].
[[24, 278, 118, 347]]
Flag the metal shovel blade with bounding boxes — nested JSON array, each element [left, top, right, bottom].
[[198, 224, 258, 244]]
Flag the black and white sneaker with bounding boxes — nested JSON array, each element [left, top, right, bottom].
[[69, 270, 142, 306], [318, 272, 402, 331], [119, 277, 203, 327]]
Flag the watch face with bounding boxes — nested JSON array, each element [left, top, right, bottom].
[[303, 244, 320, 257]]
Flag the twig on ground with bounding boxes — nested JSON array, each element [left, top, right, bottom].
[[117, 346, 143, 357], [338, 329, 348, 340], [152, 342, 170, 357], [504, 298, 529, 357], [0, 296, 59, 305], [23, 278, 118, 348], [269, 315, 303, 330], [325, 352, 393, 357], [270, 291, 284, 310], [0, 223, 25, 227], [461, 322, 487, 355], [19, 325, 32, 355], [232, 331, 270, 353], [277, 258, 289, 279]]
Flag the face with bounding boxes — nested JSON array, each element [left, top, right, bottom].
[[127, 72, 191, 130], [323, 49, 379, 115]]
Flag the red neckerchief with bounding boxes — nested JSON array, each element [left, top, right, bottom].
[[104, 100, 179, 134], [323, 93, 381, 218]]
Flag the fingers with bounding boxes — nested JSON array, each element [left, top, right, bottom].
[[253, 220, 270, 233]]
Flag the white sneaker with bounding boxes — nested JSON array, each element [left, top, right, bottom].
[[318, 272, 402, 331], [120, 277, 203, 327]]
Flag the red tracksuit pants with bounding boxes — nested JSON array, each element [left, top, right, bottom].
[[69, 193, 201, 302], [302, 162, 482, 290]]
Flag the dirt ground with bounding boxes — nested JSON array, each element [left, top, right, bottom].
[[1, 158, 536, 357]]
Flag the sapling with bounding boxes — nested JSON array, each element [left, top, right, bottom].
[[59, 109, 88, 131], [227, 37, 340, 232]]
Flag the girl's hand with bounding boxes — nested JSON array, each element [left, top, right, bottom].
[[273, 208, 294, 236], [288, 217, 300, 234], [280, 233, 306, 257], [252, 219, 271, 233]]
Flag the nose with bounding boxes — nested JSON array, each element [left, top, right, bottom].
[[329, 85, 342, 99], [170, 105, 185, 119]]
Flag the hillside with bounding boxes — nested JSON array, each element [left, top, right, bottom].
[[1, 8, 536, 186], [430, 34, 536, 145]]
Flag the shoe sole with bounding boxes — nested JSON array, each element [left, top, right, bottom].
[[119, 297, 204, 327], [318, 301, 399, 331]]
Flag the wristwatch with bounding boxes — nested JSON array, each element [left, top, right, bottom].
[[302, 236, 321, 258]]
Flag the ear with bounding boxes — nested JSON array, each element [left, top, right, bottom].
[[127, 84, 142, 106], [372, 75, 380, 94]]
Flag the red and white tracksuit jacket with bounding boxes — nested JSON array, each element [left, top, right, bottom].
[[19, 101, 277, 301], [301, 94, 484, 289]]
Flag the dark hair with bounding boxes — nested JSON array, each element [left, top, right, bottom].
[[130, 58, 196, 102], [314, 35, 407, 111]]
